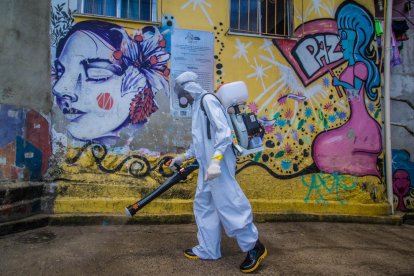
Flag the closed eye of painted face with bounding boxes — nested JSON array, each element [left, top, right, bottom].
[[52, 31, 138, 141], [81, 59, 123, 82]]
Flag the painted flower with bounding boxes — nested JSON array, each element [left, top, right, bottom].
[[276, 118, 287, 128], [248, 102, 259, 113], [284, 143, 293, 155], [292, 130, 299, 141], [284, 108, 293, 119], [307, 123, 315, 133], [264, 124, 275, 134], [337, 111, 347, 120], [275, 132, 284, 143], [328, 114, 337, 123], [323, 102, 333, 112], [368, 102, 375, 113], [305, 107, 312, 118], [323, 77, 330, 87], [115, 27, 170, 124]]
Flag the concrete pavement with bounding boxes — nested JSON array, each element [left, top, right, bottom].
[[0, 222, 413, 275]]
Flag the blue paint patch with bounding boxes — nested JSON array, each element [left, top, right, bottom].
[[0, 104, 24, 148], [15, 136, 43, 181], [322, 77, 330, 87], [307, 123, 315, 133], [368, 103, 375, 113], [337, 111, 347, 120], [328, 114, 337, 123], [276, 118, 287, 128], [281, 160, 291, 170], [305, 107, 312, 118], [275, 132, 283, 143]]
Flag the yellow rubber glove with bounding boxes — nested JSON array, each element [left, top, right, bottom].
[[204, 152, 223, 181]]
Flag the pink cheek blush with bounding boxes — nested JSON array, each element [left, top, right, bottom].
[[97, 92, 114, 110]]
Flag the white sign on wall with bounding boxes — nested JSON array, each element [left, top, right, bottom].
[[170, 28, 214, 118]]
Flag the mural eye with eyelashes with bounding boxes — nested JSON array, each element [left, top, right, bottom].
[[81, 58, 123, 82]]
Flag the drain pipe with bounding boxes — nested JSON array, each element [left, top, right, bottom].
[[383, 0, 394, 215]]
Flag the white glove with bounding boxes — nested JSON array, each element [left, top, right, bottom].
[[205, 158, 222, 181], [169, 154, 186, 171]]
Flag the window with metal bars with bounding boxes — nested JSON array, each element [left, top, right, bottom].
[[78, 0, 156, 21], [230, 0, 293, 37]]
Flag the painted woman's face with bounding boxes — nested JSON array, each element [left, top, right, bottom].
[[53, 31, 138, 140], [338, 29, 356, 61]]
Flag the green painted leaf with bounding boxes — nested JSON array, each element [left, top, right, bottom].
[[374, 108, 381, 119], [297, 119, 306, 130], [318, 109, 324, 121], [275, 151, 285, 158], [323, 117, 329, 130], [273, 112, 280, 120], [254, 152, 262, 162]]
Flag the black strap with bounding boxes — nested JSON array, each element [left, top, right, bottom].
[[200, 93, 220, 140]]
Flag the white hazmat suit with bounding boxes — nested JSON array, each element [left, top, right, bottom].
[[172, 72, 259, 259]]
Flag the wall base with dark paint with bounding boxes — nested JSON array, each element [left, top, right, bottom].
[[0, 182, 44, 223]]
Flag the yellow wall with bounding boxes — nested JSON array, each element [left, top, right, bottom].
[[51, 0, 389, 217]]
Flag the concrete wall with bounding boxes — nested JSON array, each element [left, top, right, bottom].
[[391, 30, 414, 157], [389, 2, 414, 211], [0, 0, 51, 113], [49, 0, 390, 217], [0, 0, 52, 222]]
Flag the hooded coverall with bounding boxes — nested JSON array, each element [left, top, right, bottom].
[[174, 72, 259, 260]]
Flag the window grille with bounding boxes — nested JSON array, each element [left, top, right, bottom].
[[230, 0, 293, 37], [78, 0, 156, 21]]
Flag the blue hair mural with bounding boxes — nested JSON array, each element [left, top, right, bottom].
[[312, 1, 382, 177], [335, 1, 380, 101]]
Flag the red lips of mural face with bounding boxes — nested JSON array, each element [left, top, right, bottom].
[[97, 92, 114, 110]]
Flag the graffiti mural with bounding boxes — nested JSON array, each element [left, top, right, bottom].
[[48, 0, 388, 215], [0, 104, 51, 181], [301, 173, 358, 204], [312, 2, 382, 177], [392, 149, 414, 211], [65, 142, 175, 178], [52, 20, 170, 142], [231, 1, 383, 180], [274, 19, 344, 87]]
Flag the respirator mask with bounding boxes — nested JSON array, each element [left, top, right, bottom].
[[174, 82, 194, 108]]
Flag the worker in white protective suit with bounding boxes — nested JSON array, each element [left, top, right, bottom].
[[169, 72, 267, 273]]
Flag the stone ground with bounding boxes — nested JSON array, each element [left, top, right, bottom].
[[0, 222, 413, 275]]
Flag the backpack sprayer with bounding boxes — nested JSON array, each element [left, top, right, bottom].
[[215, 81, 264, 156]]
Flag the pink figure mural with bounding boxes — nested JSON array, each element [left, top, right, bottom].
[[312, 2, 382, 177], [393, 170, 411, 210]]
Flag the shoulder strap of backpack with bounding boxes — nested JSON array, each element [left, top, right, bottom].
[[200, 93, 220, 140]]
